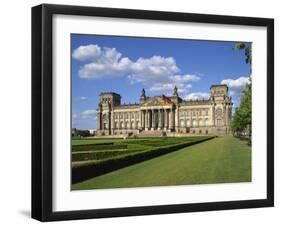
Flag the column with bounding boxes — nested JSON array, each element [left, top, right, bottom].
[[169, 109, 173, 130], [165, 109, 169, 130], [150, 110, 154, 130], [158, 109, 162, 130], [162, 110, 164, 130], [145, 110, 148, 130], [143, 111, 146, 129], [147, 110, 152, 129], [139, 111, 144, 128], [175, 107, 179, 132]]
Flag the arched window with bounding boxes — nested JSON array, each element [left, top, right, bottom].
[[131, 122, 135, 129], [115, 122, 118, 129], [186, 120, 190, 126], [120, 122, 124, 129], [199, 119, 203, 126]]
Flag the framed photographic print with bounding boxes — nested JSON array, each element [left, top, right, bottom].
[[32, 4, 274, 221]]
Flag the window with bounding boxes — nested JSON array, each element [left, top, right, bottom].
[[205, 119, 208, 126], [186, 120, 190, 126], [199, 119, 203, 126], [192, 119, 197, 127], [115, 122, 118, 128], [120, 122, 124, 128], [180, 120, 185, 127]]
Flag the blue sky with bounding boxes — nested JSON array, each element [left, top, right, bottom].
[[71, 34, 251, 130]]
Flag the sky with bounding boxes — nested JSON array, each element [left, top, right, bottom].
[[71, 34, 251, 130]]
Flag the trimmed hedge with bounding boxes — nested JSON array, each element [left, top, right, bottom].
[[72, 136, 214, 184], [72, 149, 141, 161], [72, 144, 127, 152]]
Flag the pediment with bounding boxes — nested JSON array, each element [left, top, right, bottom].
[[142, 96, 173, 107]]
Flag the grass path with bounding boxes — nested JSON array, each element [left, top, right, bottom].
[[72, 137, 251, 190]]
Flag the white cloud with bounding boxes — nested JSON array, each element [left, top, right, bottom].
[[72, 44, 101, 61], [73, 44, 201, 96], [74, 96, 87, 101], [72, 109, 97, 120], [128, 56, 179, 84], [149, 83, 192, 95], [172, 74, 200, 83], [80, 109, 97, 119], [185, 92, 210, 100], [221, 76, 250, 96]]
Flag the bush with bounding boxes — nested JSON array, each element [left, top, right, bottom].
[[72, 149, 141, 161], [72, 136, 214, 184], [72, 144, 127, 152]]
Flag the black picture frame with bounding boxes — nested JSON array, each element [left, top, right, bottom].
[[32, 4, 274, 222]]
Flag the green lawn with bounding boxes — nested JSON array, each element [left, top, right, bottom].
[[72, 136, 251, 190]]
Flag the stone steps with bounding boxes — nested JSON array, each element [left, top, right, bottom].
[[138, 130, 165, 137]]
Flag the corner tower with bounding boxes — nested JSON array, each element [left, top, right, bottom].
[[97, 92, 121, 136], [210, 84, 233, 134]]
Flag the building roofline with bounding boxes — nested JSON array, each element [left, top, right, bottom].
[[99, 92, 121, 97], [210, 84, 228, 90]]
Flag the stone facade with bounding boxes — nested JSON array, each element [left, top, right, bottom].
[[96, 85, 233, 136]]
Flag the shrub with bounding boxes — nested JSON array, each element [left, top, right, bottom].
[[72, 144, 127, 152], [72, 136, 214, 184], [72, 149, 141, 161]]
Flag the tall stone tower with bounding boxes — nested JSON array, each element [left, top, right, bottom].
[[210, 85, 233, 134], [97, 92, 121, 135]]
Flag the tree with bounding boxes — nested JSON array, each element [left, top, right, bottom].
[[231, 82, 251, 134], [231, 43, 252, 143], [232, 43, 252, 65]]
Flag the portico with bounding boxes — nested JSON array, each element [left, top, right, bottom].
[[141, 107, 175, 131]]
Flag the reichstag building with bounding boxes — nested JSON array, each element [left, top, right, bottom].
[[96, 84, 233, 136]]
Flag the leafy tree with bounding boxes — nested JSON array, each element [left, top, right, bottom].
[[231, 43, 252, 143], [232, 43, 252, 65], [231, 82, 251, 133]]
